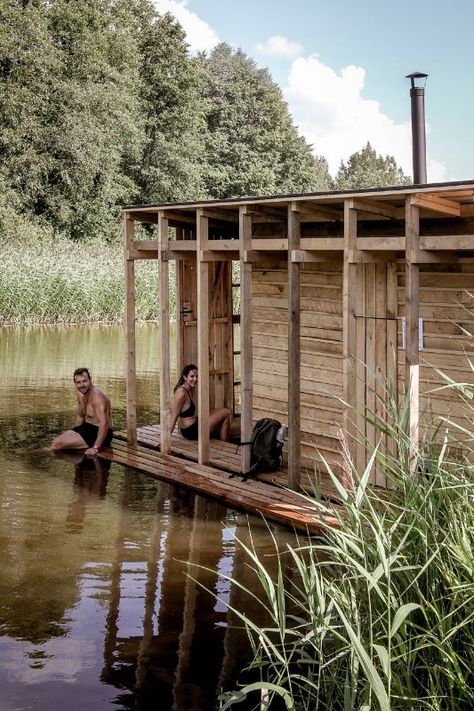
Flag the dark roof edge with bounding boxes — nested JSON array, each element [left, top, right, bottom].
[[122, 179, 474, 212]]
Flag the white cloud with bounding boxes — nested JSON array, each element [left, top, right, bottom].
[[255, 35, 303, 59], [283, 54, 447, 182], [153, 0, 219, 52]]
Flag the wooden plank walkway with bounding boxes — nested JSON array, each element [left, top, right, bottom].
[[114, 425, 340, 500], [101, 434, 341, 534]]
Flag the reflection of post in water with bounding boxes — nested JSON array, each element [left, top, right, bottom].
[[56, 451, 111, 533], [101, 468, 134, 684], [218, 516, 293, 697], [172, 498, 225, 711]]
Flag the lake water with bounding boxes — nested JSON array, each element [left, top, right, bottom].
[[0, 324, 292, 710]]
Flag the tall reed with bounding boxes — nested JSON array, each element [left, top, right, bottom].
[[214, 374, 474, 710], [0, 236, 176, 324]]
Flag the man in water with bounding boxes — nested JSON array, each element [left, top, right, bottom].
[[51, 368, 113, 456]]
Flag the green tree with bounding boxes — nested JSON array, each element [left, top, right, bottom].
[[129, 8, 206, 204], [0, 0, 142, 240], [334, 142, 411, 190], [200, 44, 330, 198]]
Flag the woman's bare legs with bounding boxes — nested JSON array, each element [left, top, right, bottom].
[[209, 408, 231, 441]]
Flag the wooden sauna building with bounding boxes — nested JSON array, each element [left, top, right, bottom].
[[120, 180, 474, 494]]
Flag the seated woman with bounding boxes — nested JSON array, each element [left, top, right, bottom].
[[170, 364, 231, 442]]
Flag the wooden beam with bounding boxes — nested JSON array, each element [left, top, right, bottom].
[[288, 203, 301, 490], [350, 198, 402, 219], [356, 236, 405, 251], [124, 214, 137, 447], [159, 212, 171, 454], [252, 238, 288, 250], [348, 250, 400, 263], [414, 193, 461, 216], [342, 200, 358, 468], [298, 201, 344, 220], [291, 250, 342, 263], [199, 250, 239, 262], [247, 205, 287, 221], [206, 239, 240, 250], [167, 241, 196, 251], [419, 235, 474, 250], [201, 208, 239, 222], [197, 210, 210, 464], [240, 206, 253, 473], [300, 237, 344, 250], [405, 197, 420, 471]]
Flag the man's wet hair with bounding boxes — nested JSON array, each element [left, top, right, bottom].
[[73, 367, 91, 380]]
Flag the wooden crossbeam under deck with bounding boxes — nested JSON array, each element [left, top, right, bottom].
[[100, 435, 340, 533]]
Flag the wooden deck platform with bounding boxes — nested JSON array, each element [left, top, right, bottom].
[[100, 428, 342, 534], [114, 425, 340, 500]]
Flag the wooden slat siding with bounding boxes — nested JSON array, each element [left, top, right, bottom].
[[100, 441, 340, 533], [398, 261, 473, 452], [197, 209, 210, 464], [240, 206, 253, 473], [355, 264, 366, 473], [159, 212, 171, 454], [252, 262, 345, 474], [288, 202, 301, 489], [375, 264, 387, 487], [125, 213, 137, 447], [386, 262, 398, 468], [343, 200, 358, 470], [365, 263, 376, 476], [405, 196, 420, 469]]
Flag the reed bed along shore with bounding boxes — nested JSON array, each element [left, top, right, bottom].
[[0, 236, 175, 325], [215, 380, 474, 711]]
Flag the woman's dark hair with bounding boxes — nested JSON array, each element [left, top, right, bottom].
[[73, 367, 91, 380], [174, 364, 197, 392]]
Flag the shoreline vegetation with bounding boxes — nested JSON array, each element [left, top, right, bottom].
[[0, 236, 173, 325], [215, 376, 474, 710]]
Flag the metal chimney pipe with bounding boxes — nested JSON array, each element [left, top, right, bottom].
[[406, 72, 428, 184]]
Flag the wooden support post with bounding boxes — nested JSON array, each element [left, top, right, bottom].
[[239, 206, 253, 473], [343, 200, 358, 469], [197, 209, 210, 465], [124, 213, 137, 447], [175, 227, 184, 372], [159, 212, 171, 454], [405, 197, 420, 470], [288, 202, 301, 490]]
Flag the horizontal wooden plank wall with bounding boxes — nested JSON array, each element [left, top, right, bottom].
[[397, 261, 474, 454], [252, 262, 345, 478]]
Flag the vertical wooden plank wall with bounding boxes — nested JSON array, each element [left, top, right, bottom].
[[342, 201, 358, 467], [288, 203, 301, 489], [240, 206, 253, 473], [159, 212, 171, 454], [196, 209, 210, 465], [124, 213, 137, 447], [405, 196, 420, 467]]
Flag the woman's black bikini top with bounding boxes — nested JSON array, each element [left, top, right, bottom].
[[179, 388, 196, 418]]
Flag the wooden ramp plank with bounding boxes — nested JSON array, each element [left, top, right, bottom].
[[100, 439, 340, 534], [113, 425, 341, 499]]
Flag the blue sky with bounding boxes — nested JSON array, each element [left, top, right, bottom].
[[154, 0, 474, 182]]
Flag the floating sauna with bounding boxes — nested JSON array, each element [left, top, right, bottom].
[[122, 181, 474, 490]]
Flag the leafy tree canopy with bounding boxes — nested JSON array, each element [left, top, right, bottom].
[[200, 43, 330, 198], [334, 142, 411, 190]]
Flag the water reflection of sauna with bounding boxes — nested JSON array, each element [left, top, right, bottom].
[[99, 469, 283, 709]]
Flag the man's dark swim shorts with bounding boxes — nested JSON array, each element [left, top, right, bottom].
[[72, 422, 113, 448]]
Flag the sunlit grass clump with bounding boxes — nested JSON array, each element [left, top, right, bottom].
[[216, 376, 474, 710], [0, 236, 175, 324]]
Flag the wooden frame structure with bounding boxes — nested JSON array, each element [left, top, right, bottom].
[[123, 181, 474, 490]]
